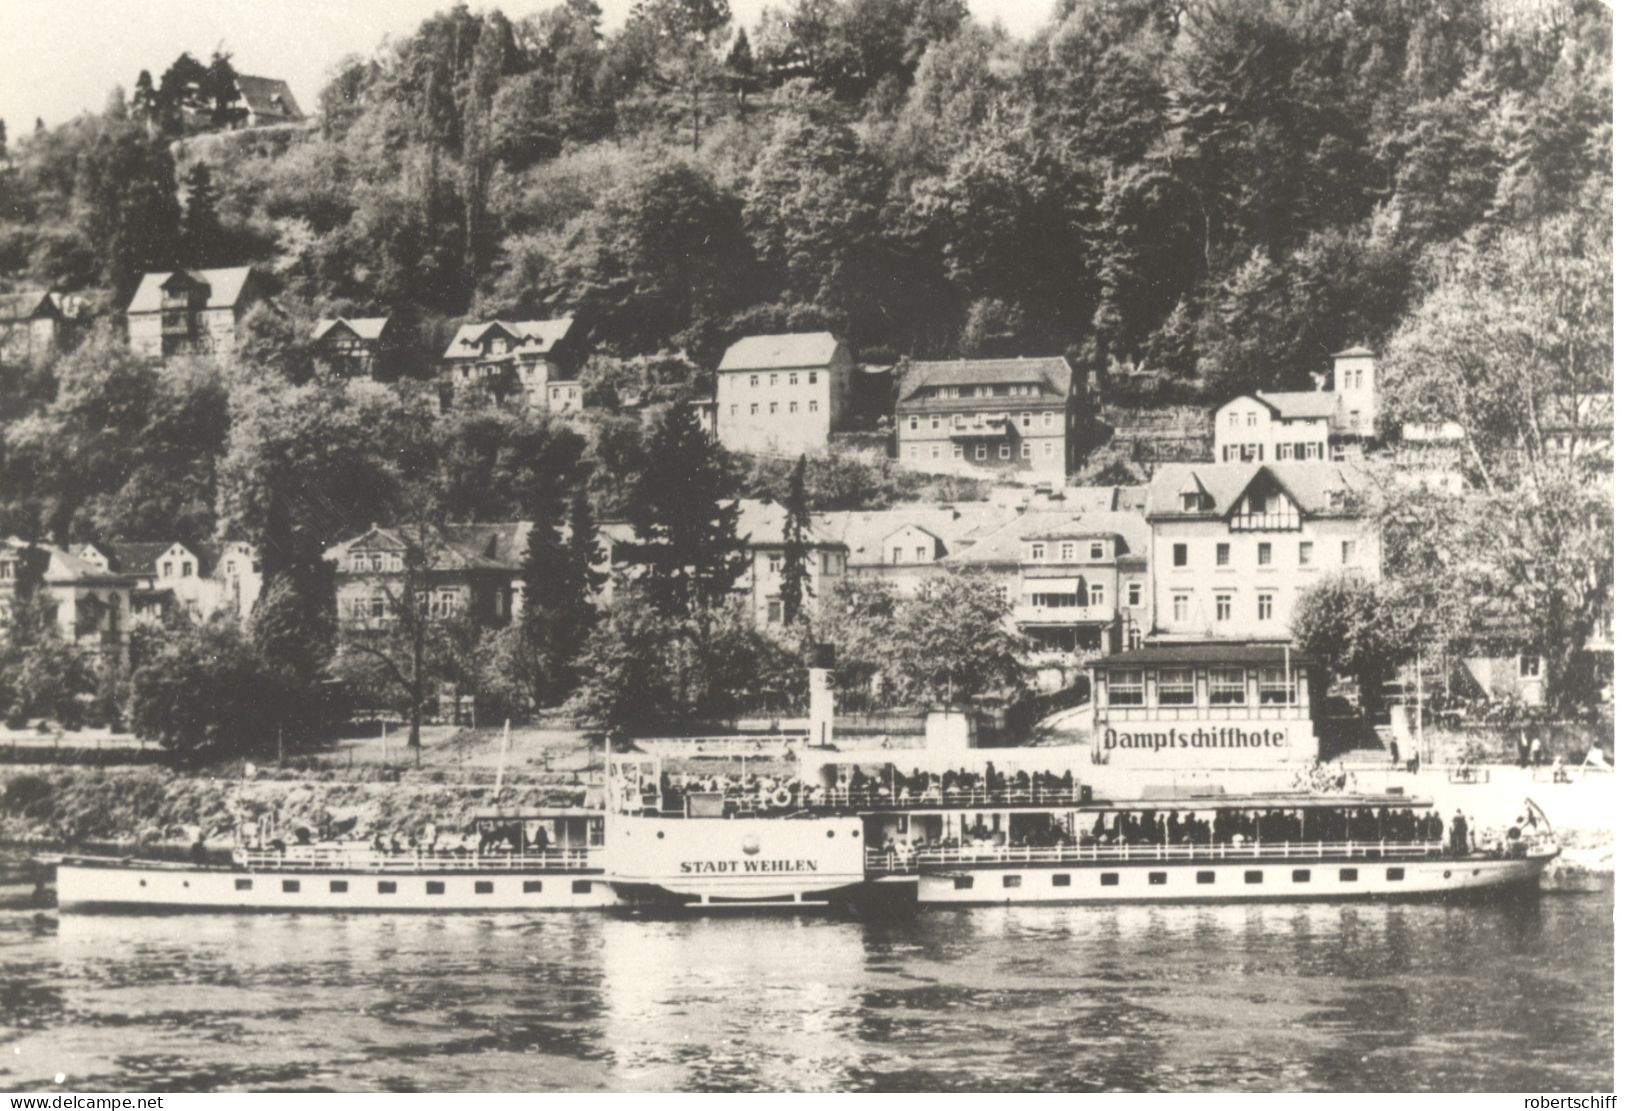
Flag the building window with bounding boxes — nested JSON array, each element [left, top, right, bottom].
[[952, 444, 963, 458], [1172, 593, 1190, 622], [1044, 442, 1055, 457], [226, 560, 236, 575], [1215, 593, 1232, 622], [1260, 666, 1295, 704], [1060, 543, 1076, 561], [789, 401, 798, 414], [915, 546, 927, 562], [1257, 593, 1275, 621], [729, 404, 738, 416], [1043, 413, 1054, 428], [788, 373, 798, 386], [769, 374, 778, 387], [1298, 542, 1313, 566], [1106, 670, 1144, 706], [767, 600, 783, 624], [182, 561, 193, 577], [1127, 583, 1142, 607], [750, 403, 759, 415], [930, 415, 940, 430], [1088, 582, 1105, 607], [1257, 542, 1273, 567], [892, 547, 903, 564], [1022, 414, 1032, 429], [1216, 542, 1230, 567], [1020, 442, 1032, 459], [433, 590, 458, 618], [930, 445, 941, 459], [1209, 667, 1246, 705], [1246, 412, 1257, 427], [750, 375, 759, 387], [975, 444, 987, 460], [1342, 540, 1355, 565], [998, 444, 1011, 460], [809, 400, 818, 413], [1519, 655, 1541, 678], [768, 555, 783, 574], [909, 446, 919, 459], [1158, 668, 1195, 706], [909, 416, 918, 431], [1173, 543, 1187, 568], [1128, 625, 1143, 648], [809, 372, 818, 385], [1030, 543, 1045, 561], [163, 561, 174, 577], [769, 402, 778, 414], [371, 553, 384, 572]]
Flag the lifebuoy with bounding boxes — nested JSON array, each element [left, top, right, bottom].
[[771, 786, 794, 808]]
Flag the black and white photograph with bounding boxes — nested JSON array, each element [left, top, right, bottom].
[[0, 0, 1613, 1095]]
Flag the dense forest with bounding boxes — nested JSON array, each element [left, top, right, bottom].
[[0, 0, 1610, 383]]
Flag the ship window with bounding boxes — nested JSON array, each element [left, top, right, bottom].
[[1196, 871, 1215, 885], [524, 880, 542, 894], [1100, 873, 1119, 886], [1003, 875, 1022, 889], [282, 880, 300, 893], [1292, 869, 1311, 883], [1243, 871, 1263, 885], [1149, 872, 1168, 885], [953, 876, 974, 890], [235, 878, 252, 891], [1386, 868, 1405, 881], [475, 881, 494, 894], [572, 880, 593, 895], [1339, 868, 1358, 882], [426, 881, 445, 895], [329, 880, 348, 893], [378, 881, 397, 894], [1052, 874, 1071, 887]]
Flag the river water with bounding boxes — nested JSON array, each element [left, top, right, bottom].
[[0, 885, 1611, 1092]]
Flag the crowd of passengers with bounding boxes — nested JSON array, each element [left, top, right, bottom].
[[638, 764, 1080, 814], [874, 807, 1455, 861]]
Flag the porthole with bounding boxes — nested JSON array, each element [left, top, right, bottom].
[[656, 831, 664, 839], [852, 830, 860, 837], [139, 879, 147, 888], [826, 830, 835, 838]]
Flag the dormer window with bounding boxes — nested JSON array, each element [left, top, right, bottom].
[[1181, 492, 1212, 512], [352, 554, 366, 572], [1090, 542, 1105, 560]]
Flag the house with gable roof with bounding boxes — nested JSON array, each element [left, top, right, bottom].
[[895, 355, 1078, 479], [311, 316, 406, 380], [125, 265, 270, 360], [327, 522, 533, 633], [713, 331, 855, 455], [0, 289, 91, 363], [77, 540, 264, 626], [232, 75, 305, 128], [441, 317, 582, 413], [0, 538, 138, 665], [1145, 461, 1380, 645], [1213, 347, 1380, 463]]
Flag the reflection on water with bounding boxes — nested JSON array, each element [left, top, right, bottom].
[[0, 888, 1610, 1092]]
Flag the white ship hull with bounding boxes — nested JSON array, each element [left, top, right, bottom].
[[605, 814, 869, 907], [915, 851, 1555, 905], [56, 857, 617, 913]]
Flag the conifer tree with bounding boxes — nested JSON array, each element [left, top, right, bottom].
[[623, 404, 744, 616], [779, 454, 812, 623], [181, 162, 222, 266], [518, 488, 605, 705]]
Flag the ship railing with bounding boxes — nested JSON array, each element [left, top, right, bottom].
[[234, 846, 602, 872], [818, 786, 1084, 809], [881, 839, 1447, 869]]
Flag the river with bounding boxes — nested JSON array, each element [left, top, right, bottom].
[[0, 886, 1611, 1092]]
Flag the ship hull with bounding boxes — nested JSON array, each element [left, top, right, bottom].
[[914, 851, 1555, 905], [55, 858, 617, 913]]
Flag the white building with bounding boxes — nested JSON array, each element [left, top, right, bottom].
[[1213, 347, 1380, 462], [714, 332, 854, 455], [125, 267, 270, 361], [78, 541, 265, 626], [441, 318, 582, 413], [895, 356, 1077, 480], [1145, 462, 1380, 644]]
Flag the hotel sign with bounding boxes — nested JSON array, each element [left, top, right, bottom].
[[1099, 721, 1317, 765]]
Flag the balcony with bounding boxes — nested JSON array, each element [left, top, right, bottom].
[[1015, 604, 1113, 626], [1228, 511, 1301, 531]]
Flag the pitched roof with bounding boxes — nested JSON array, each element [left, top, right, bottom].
[[0, 289, 58, 322], [0, 537, 136, 584], [235, 74, 304, 121], [944, 509, 1149, 567], [326, 522, 534, 572], [897, 357, 1072, 403], [442, 318, 575, 361], [126, 267, 260, 314], [733, 498, 843, 549], [1145, 462, 1373, 519], [1254, 390, 1339, 420], [101, 541, 171, 575], [1332, 345, 1375, 358], [313, 317, 391, 342], [812, 503, 1018, 569], [717, 332, 843, 372], [1096, 643, 1317, 667]]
